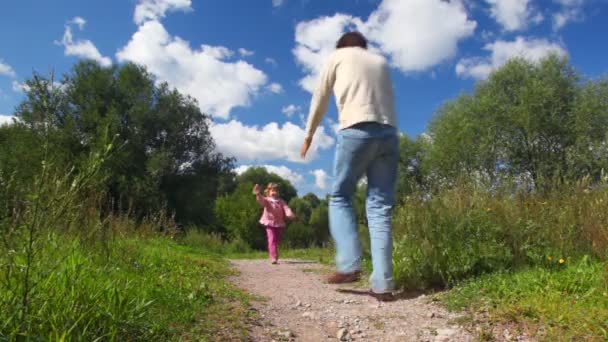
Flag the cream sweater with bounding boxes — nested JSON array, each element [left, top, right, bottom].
[[305, 47, 397, 138]]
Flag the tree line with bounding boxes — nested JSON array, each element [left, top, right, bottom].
[[2, 54, 607, 249]]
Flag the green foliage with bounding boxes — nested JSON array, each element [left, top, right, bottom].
[[443, 257, 608, 341], [214, 182, 266, 249], [423, 55, 608, 190], [0, 235, 254, 341], [180, 229, 252, 255], [11, 62, 235, 227], [287, 193, 330, 247], [393, 179, 608, 289], [236, 167, 297, 202], [395, 134, 431, 200], [283, 222, 317, 248]]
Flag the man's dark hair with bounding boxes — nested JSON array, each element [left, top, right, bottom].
[[336, 31, 367, 49]]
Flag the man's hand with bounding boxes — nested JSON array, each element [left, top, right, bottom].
[[253, 184, 260, 195], [300, 137, 313, 159]]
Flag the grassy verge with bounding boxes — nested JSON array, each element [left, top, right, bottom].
[[179, 229, 335, 264], [1, 236, 256, 341], [441, 257, 608, 341]]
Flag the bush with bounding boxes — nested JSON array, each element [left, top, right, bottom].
[[283, 222, 316, 248], [392, 181, 608, 289], [180, 229, 252, 254]]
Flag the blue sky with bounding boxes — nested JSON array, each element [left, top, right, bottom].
[[1, 0, 607, 197]]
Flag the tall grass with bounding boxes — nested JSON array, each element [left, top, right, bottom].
[[0, 139, 253, 340], [393, 178, 608, 288]]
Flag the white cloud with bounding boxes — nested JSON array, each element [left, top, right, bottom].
[[265, 57, 278, 66], [0, 115, 15, 126], [552, 0, 585, 31], [69, 16, 86, 30], [116, 20, 269, 119], [201, 45, 234, 59], [325, 117, 340, 135], [238, 48, 255, 57], [456, 36, 567, 79], [311, 169, 329, 190], [57, 19, 112, 67], [554, 0, 584, 6], [365, 0, 477, 73], [12, 80, 30, 93], [293, 14, 362, 92], [272, 0, 284, 7], [281, 104, 301, 117], [293, 0, 476, 92], [485, 0, 538, 31], [0, 60, 16, 78], [210, 120, 334, 163], [134, 0, 192, 25], [235, 164, 304, 185], [267, 82, 283, 94]]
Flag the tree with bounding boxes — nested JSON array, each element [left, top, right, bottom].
[[11, 61, 235, 227], [424, 54, 608, 190], [214, 182, 265, 248], [236, 167, 297, 202], [395, 134, 431, 200]]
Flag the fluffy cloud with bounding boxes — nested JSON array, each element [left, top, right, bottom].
[[365, 0, 477, 73], [293, 14, 360, 92], [0, 60, 16, 78], [134, 0, 192, 25], [69, 16, 86, 29], [12, 80, 30, 93], [210, 120, 334, 163], [281, 104, 301, 117], [267, 82, 283, 94], [0, 115, 15, 126], [552, 0, 585, 31], [116, 20, 269, 118], [272, 0, 284, 7], [57, 17, 112, 67], [293, 0, 476, 92], [485, 0, 539, 31], [235, 164, 304, 185], [238, 48, 255, 57], [265, 57, 278, 66], [310, 169, 329, 190], [456, 36, 567, 79]]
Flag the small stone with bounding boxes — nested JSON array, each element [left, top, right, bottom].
[[434, 328, 458, 342], [428, 312, 436, 318], [337, 328, 349, 341], [279, 330, 295, 338], [305, 303, 311, 308], [295, 300, 302, 307], [302, 312, 314, 319]]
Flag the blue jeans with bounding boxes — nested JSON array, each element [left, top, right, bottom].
[[329, 122, 399, 293]]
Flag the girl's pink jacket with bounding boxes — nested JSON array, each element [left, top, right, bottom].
[[256, 193, 295, 227]]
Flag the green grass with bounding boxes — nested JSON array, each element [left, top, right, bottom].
[[0, 236, 256, 341], [441, 256, 608, 341], [179, 229, 335, 264]]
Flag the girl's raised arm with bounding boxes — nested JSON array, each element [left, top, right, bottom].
[[283, 202, 296, 219], [253, 184, 268, 206]]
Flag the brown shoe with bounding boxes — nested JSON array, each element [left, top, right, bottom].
[[326, 271, 361, 284], [368, 290, 396, 302]]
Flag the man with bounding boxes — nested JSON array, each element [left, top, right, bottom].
[[300, 32, 399, 301]]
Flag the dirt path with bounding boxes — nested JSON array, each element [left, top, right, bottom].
[[230, 259, 473, 342]]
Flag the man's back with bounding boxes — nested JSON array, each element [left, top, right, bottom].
[[305, 46, 397, 138]]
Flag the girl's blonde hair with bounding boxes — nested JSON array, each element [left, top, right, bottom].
[[264, 182, 279, 196]]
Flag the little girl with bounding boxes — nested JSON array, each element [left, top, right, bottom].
[[253, 183, 296, 264]]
